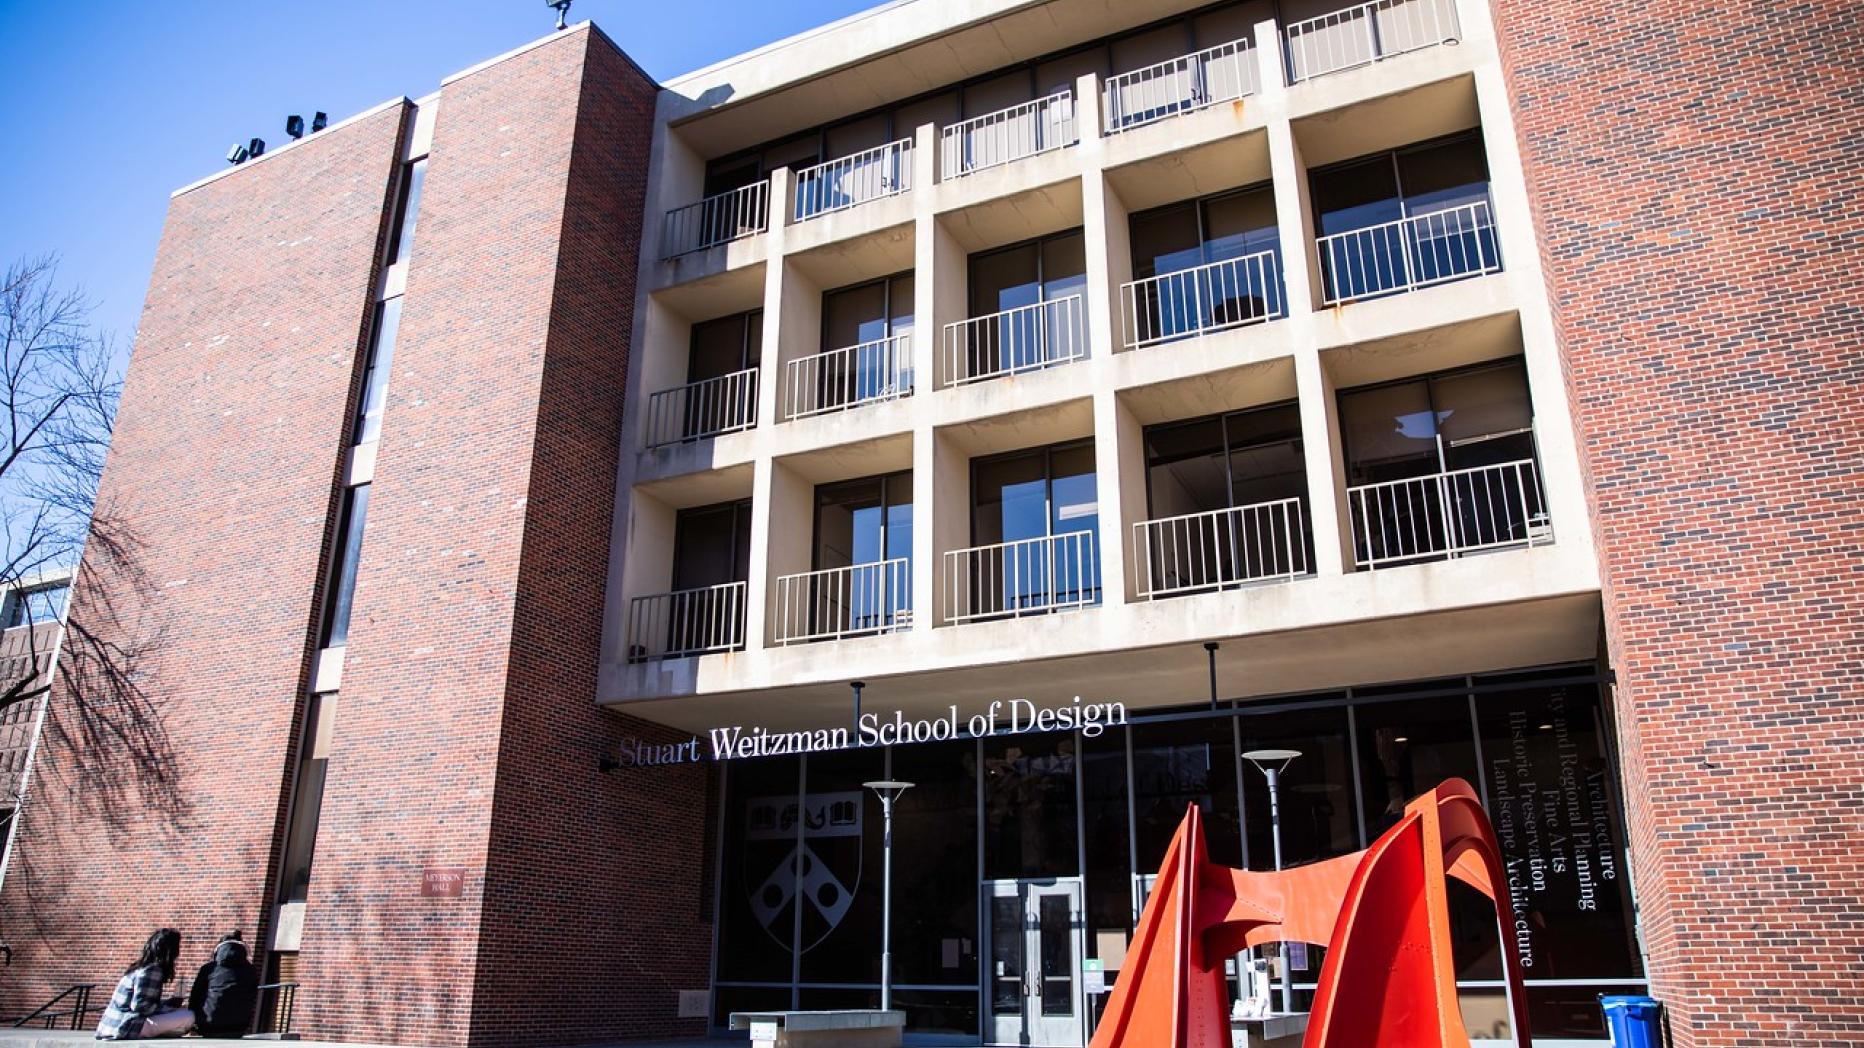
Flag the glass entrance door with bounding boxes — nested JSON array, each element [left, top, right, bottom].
[[986, 879, 1084, 1046]]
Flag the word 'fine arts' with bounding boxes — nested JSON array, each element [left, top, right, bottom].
[[614, 697, 1129, 768]]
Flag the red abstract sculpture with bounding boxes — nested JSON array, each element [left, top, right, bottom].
[[1088, 778, 1530, 1048]]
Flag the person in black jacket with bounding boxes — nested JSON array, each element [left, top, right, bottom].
[[187, 933, 259, 1037]]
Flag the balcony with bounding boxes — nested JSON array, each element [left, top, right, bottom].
[[783, 334, 912, 421], [1133, 497, 1309, 599], [626, 582, 749, 661], [943, 295, 1086, 387], [1103, 37, 1259, 135], [792, 139, 914, 222], [645, 367, 759, 448], [1316, 201, 1500, 305], [773, 559, 912, 644], [940, 92, 1079, 179], [1347, 458, 1550, 569], [943, 531, 1099, 624], [661, 181, 770, 259], [1284, 0, 1461, 84], [1120, 250, 1284, 350]]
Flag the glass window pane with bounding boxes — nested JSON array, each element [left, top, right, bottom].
[[1036, 47, 1108, 97], [1039, 893, 1075, 1015], [1339, 380, 1439, 483], [689, 312, 756, 381], [762, 135, 822, 174], [704, 155, 762, 197], [321, 484, 370, 647], [1312, 155, 1401, 236], [1111, 24, 1192, 75], [1195, 4, 1260, 48], [983, 733, 1079, 879], [1131, 713, 1242, 871], [1202, 186, 1279, 262], [971, 244, 1040, 317], [963, 69, 1034, 117], [1432, 360, 1533, 465], [717, 756, 805, 982], [1238, 703, 1357, 867], [891, 91, 960, 138], [973, 451, 1047, 546], [1145, 417, 1228, 518], [674, 501, 748, 589], [797, 747, 887, 984], [884, 472, 914, 563], [384, 158, 426, 266], [1130, 204, 1203, 280], [826, 114, 889, 160], [990, 893, 1023, 1013], [892, 740, 979, 986], [814, 478, 885, 569], [354, 297, 402, 444], [1225, 403, 1306, 508], [823, 281, 888, 351], [1081, 727, 1132, 968], [1041, 231, 1088, 304], [1353, 695, 1480, 842], [887, 273, 915, 337], [1398, 134, 1492, 213]]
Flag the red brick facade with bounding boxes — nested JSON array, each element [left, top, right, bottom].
[[0, 101, 408, 1011], [1489, 2, 1864, 1044]]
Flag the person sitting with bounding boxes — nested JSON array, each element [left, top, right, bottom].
[[95, 928, 194, 1039], [187, 932, 259, 1038]]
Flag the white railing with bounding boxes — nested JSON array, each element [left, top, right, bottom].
[[784, 334, 912, 421], [626, 582, 748, 661], [774, 558, 912, 644], [1121, 250, 1284, 349], [1284, 0, 1460, 83], [941, 92, 1078, 178], [1104, 37, 1259, 133], [1133, 498, 1308, 599], [645, 367, 759, 448], [1317, 200, 1500, 305], [1348, 459, 1550, 569], [944, 531, 1099, 624], [943, 294, 1086, 387], [661, 181, 770, 259], [793, 139, 914, 222]]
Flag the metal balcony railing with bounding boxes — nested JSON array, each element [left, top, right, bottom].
[[944, 531, 1099, 624], [1348, 458, 1550, 569], [944, 294, 1086, 387], [774, 558, 912, 644], [1103, 37, 1259, 134], [661, 181, 770, 259], [793, 139, 914, 222], [783, 334, 912, 421], [1284, 0, 1460, 83], [645, 367, 759, 448], [1316, 200, 1501, 305], [940, 92, 1078, 178], [1133, 497, 1309, 599], [1121, 249, 1284, 349], [627, 582, 749, 661]]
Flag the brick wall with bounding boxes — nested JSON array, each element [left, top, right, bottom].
[[0, 104, 407, 1012], [291, 27, 705, 1047], [1487, 2, 1864, 1044]]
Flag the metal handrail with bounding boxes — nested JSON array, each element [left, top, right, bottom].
[[10, 983, 99, 1030], [793, 139, 914, 221], [1284, 0, 1460, 83], [1316, 200, 1500, 305], [627, 582, 749, 661], [783, 334, 912, 421], [774, 558, 912, 644], [1121, 249, 1284, 349], [943, 531, 1099, 624], [1348, 458, 1550, 569], [1133, 497, 1308, 598], [256, 982, 298, 1036], [940, 91, 1078, 178], [645, 367, 759, 448], [661, 181, 770, 259], [1103, 37, 1259, 133], [943, 294, 1086, 387]]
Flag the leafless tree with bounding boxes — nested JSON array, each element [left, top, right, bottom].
[[0, 256, 122, 713]]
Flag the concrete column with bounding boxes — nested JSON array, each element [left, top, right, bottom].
[[617, 490, 679, 656], [1092, 389, 1146, 604], [1075, 72, 1125, 359], [923, 431, 969, 626], [1266, 127, 1319, 318], [755, 167, 793, 431], [762, 459, 815, 645], [910, 122, 942, 396], [1295, 350, 1350, 576]]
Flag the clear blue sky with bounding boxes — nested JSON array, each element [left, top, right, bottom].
[[0, 0, 877, 355]]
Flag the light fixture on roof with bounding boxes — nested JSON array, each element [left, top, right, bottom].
[[546, 0, 572, 30], [248, 137, 267, 159], [286, 114, 305, 140], [226, 143, 249, 165], [311, 111, 328, 133]]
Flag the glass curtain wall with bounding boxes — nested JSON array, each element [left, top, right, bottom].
[[709, 666, 1641, 1044], [967, 440, 1100, 618], [1139, 402, 1311, 593], [1310, 131, 1498, 301]]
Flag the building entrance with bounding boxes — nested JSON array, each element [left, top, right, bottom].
[[985, 879, 1084, 1047]]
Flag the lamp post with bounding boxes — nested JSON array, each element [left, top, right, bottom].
[[863, 779, 914, 1012], [1242, 748, 1302, 1015]]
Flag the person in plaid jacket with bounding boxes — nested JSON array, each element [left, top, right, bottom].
[[95, 929, 194, 1039]]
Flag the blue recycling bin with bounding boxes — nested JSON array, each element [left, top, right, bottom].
[[1600, 995, 1663, 1048]]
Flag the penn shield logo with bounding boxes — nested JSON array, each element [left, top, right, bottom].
[[745, 791, 863, 950]]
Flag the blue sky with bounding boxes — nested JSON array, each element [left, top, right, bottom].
[[0, 0, 878, 356]]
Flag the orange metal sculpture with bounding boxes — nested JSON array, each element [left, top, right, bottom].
[[1088, 778, 1530, 1048]]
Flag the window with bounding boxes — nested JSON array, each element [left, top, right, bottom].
[[353, 298, 402, 444], [1337, 359, 1534, 485], [957, 230, 1088, 379], [1127, 186, 1283, 344], [320, 485, 370, 648], [673, 500, 753, 591], [822, 273, 914, 352], [5, 583, 68, 628], [689, 310, 762, 383], [963, 440, 1099, 616], [383, 158, 426, 267], [814, 473, 912, 572]]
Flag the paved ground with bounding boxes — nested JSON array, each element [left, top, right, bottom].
[[0, 1032, 740, 1048]]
